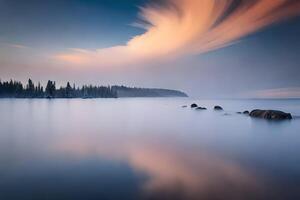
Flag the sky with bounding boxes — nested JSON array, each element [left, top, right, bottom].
[[1, 0, 300, 98]]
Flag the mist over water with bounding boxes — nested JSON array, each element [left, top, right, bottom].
[[0, 98, 300, 200]]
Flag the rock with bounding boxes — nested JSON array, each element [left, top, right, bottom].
[[191, 103, 198, 108], [214, 105, 223, 110], [182, 105, 187, 108], [196, 107, 207, 110], [243, 110, 249, 115], [249, 109, 292, 120]]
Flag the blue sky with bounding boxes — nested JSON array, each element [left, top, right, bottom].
[[1, 0, 300, 98], [0, 0, 146, 48]]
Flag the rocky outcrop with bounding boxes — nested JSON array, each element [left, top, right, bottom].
[[196, 107, 207, 110], [243, 110, 249, 115], [249, 109, 292, 120], [214, 106, 223, 110], [191, 103, 198, 108]]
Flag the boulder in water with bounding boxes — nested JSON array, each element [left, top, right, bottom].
[[249, 109, 292, 120], [191, 103, 198, 108], [214, 106, 223, 110], [243, 110, 249, 115], [196, 107, 207, 110]]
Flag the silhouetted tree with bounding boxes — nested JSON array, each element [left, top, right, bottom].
[[45, 80, 55, 98], [66, 82, 72, 98], [0, 78, 123, 98], [26, 79, 35, 97]]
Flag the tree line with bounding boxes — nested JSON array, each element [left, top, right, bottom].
[[111, 85, 188, 97], [0, 79, 117, 98]]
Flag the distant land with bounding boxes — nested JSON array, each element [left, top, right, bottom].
[[113, 86, 188, 97], [0, 79, 188, 98]]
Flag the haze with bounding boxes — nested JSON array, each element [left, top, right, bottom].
[[1, 0, 300, 98]]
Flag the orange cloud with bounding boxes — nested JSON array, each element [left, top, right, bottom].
[[3, 43, 30, 49], [56, 0, 300, 68], [244, 87, 300, 98]]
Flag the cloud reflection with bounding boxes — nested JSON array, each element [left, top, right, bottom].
[[54, 135, 262, 199]]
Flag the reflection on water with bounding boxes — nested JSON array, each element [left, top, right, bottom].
[[55, 135, 261, 200], [0, 98, 300, 200]]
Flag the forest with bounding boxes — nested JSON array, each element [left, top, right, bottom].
[[0, 79, 117, 98], [0, 79, 188, 98]]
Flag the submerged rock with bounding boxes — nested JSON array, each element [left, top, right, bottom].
[[191, 103, 198, 108], [182, 105, 187, 108], [243, 110, 250, 115], [249, 109, 292, 120], [236, 112, 242, 114], [214, 106, 223, 110], [196, 107, 207, 110]]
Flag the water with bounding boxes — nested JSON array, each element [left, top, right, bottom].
[[0, 98, 300, 200]]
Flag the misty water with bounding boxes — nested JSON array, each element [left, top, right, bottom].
[[0, 98, 300, 200]]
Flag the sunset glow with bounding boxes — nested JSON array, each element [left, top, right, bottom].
[[56, 0, 300, 68], [2, 1, 300, 199]]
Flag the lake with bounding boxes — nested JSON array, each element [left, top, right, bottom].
[[0, 98, 300, 200]]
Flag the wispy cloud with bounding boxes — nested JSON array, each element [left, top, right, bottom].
[[6, 43, 30, 49], [244, 87, 300, 99], [56, 0, 300, 69], [68, 48, 92, 53]]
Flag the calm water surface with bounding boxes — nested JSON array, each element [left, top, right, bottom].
[[0, 98, 300, 200]]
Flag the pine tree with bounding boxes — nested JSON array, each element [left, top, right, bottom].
[[66, 82, 72, 98], [45, 80, 55, 98], [27, 79, 35, 97]]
